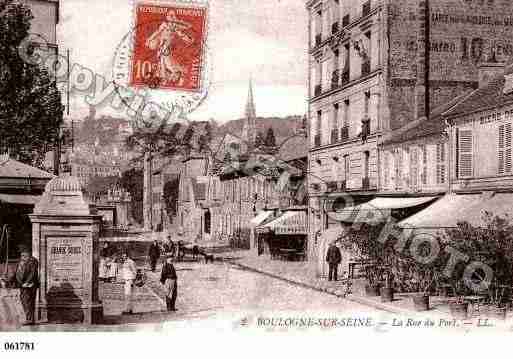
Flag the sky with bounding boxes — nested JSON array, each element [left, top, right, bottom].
[[58, 0, 309, 122]]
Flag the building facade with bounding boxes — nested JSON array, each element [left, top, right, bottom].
[[306, 0, 513, 263]]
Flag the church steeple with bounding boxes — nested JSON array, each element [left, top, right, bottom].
[[242, 78, 257, 145]]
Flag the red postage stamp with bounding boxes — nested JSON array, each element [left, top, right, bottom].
[[130, 2, 208, 92]]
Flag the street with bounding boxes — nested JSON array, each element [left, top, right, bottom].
[[140, 259, 383, 321]]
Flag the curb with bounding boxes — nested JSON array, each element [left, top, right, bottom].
[[226, 260, 415, 316]]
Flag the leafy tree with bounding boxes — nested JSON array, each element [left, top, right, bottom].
[[84, 175, 119, 201], [120, 168, 143, 225], [0, 0, 63, 167], [264, 127, 276, 148]]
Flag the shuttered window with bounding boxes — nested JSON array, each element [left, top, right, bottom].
[[421, 145, 428, 185], [436, 143, 446, 184], [410, 148, 419, 190], [498, 123, 512, 175], [458, 130, 473, 179], [394, 148, 403, 189], [383, 152, 389, 188]]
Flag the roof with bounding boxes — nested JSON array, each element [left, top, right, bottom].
[[277, 134, 308, 162], [382, 90, 474, 146], [443, 63, 513, 119], [0, 157, 54, 179]]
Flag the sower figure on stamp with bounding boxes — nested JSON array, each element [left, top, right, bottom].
[[160, 253, 177, 311], [148, 240, 161, 272], [121, 251, 137, 315], [15, 245, 39, 326], [145, 10, 194, 86], [326, 241, 342, 282]]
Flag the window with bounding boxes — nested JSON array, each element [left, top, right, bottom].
[[333, 103, 339, 129], [364, 91, 370, 116], [498, 123, 512, 174], [343, 99, 350, 127], [436, 143, 446, 184], [457, 129, 473, 179]]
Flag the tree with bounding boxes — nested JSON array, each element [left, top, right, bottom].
[[255, 131, 265, 148], [0, 0, 63, 167], [264, 127, 276, 148], [163, 176, 179, 220]]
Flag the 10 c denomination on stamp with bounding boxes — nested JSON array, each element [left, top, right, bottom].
[[130, 1, 208, 92]]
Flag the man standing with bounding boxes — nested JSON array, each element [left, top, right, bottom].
[[148, 240, 161, 272], [160, 253, 177, 311], [15, 245, 39, 325], [326, 241, 342, 282], [121, 251, 137, 315]]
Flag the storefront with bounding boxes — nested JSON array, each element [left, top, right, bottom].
[[256, 209, 307, 260]]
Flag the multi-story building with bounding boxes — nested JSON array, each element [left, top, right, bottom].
[[306, 0, 513, 264], [397, 63, 513, 230]]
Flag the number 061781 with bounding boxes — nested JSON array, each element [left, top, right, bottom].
[[4, 342, 35, 351]]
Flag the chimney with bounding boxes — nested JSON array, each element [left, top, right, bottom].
[[479, 52, 505, 88], [415, 0, 429, 120]]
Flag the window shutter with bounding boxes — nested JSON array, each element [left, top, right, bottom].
[[458, 130, 473, 179], [421, 145, 428, 185], [383, 152, 389, 187], [506, 123, 512, 173], [498, 124, 505, 175], [436, 143, 446, 184], [410, 148, 419, 190]]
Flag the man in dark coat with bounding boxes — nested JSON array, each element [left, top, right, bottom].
[[326, 242, 342, 281], [148, 240, 161, 272], [160, 254, 177, 311], [15, 246, 39, 325]]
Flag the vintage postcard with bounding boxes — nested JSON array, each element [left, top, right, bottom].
[[1, 0, 513, 357]]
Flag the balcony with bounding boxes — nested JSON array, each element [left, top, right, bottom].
[[327, 181, 338, 193], [331, 69, 339, 90], [361, 59, 371, 76], [339, 180, 347, 191], [362, 1, 371, 17], [342, 14, 350, 27], [341, 69, 350, 85], [340, 126, 349, 141], [331, 21, 339, 35], [331, 129, 339, 144], [362, 177, 370, 190], [315, 33, 322, 47], [314, 84, 322, 97], [314, 134, 321, 147]]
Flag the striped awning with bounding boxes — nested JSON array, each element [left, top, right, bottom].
[[261, 211, 307, 235], [249, 210, 274, 228]]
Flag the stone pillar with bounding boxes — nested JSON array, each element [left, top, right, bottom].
[[30, 174, 103, 324]]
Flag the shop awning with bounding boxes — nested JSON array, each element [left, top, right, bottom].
[[249, 210, 274, 228], [0, 194, 41, 205], [261, 211, 307, 235], [331, 196, 438, 224], [398, 194, 482, 229]]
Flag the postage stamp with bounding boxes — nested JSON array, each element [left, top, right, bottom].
[[129, 2, 208, 92]]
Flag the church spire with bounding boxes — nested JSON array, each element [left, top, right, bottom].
[[242, 78, 257, 145]]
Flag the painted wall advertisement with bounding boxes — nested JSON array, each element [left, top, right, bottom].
[[47, 237, 84, 290], [390, 0, 513, 80]]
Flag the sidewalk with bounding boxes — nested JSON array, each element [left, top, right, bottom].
[[222, 250, 453, 317]]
